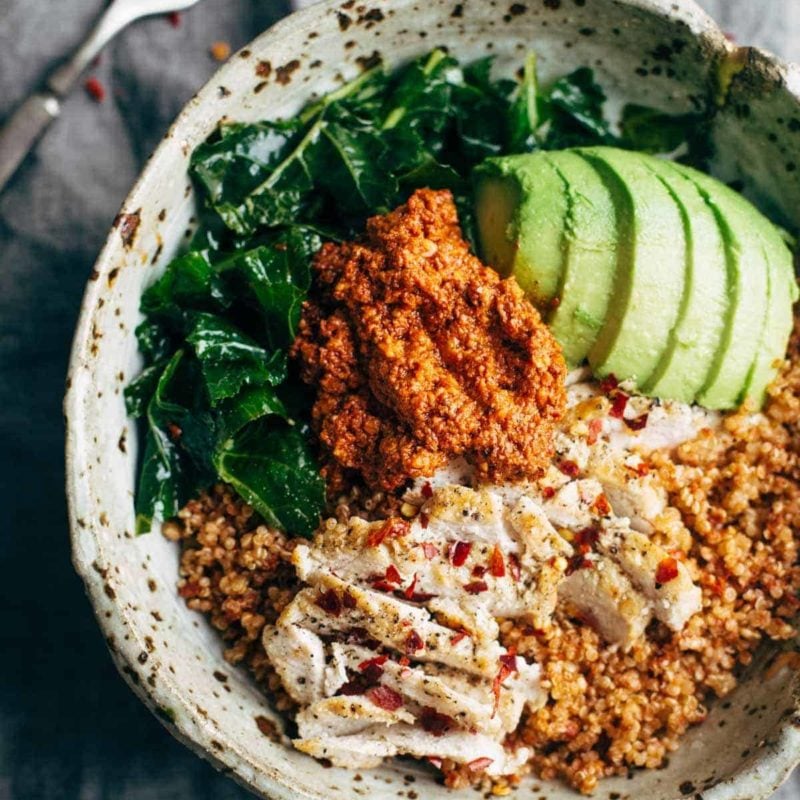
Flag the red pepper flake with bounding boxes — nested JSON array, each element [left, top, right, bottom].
[[464, 580, 488, 595], [403, 573, 419, 600], [656, 556, 679, 585], [609, 391, 629, 419], [573, 526, 600, 556], [358, 655, 388, 672], [405, 629, 424, 653], [467, 756, 494, 772], [178, 580, 200, 598], [398, 655, 410, 667], [166, 11, 181, 27], [508, 553, 521, 582], [471, 564, 486, 578], [625, 412, 649, 431], [558, 459, 580, 478], [421, 482, 433, 499], [420, 706, 455, 736], [599, 373, 619, 394], [342, 590, 357, 609], [167, 422, 182, 441], [542, 486, 556, 499], [420, 542, 438, 560], [591, 493, 611, 517], [449, 629, 470, 646], [566, 554, 594, 575], [384, 565, 402, 585], [315, 589, 342, 616], [337, 680, 365, 696], [85, 77, 106, 103], [367, 518, 410, 548], [491, 655, 517, 715], [488, 545, 505, 578], [419, 512, 429, 529], [587, 417, 604, 445], [450, 540, 472, 567], [499, 651, 518, 672], [367, 685, 404, 712], [370, 580, 396, 593], [632, 460, 650, 477]]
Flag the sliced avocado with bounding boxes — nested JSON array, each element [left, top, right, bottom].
[[742, 213, 798, 406], [640, 160, 729, 403], [474, 154, 569, 306], [578, 147, 687, 387], [670, 163, 770, 409], [543, 151, 618, 366]]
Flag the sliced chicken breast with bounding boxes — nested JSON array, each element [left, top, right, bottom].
[[294, 728, 531, 776], [559, 558, 652, 647]]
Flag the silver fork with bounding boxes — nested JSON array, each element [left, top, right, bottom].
[[0, 0, 203, 194]]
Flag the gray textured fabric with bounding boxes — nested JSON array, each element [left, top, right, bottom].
[[0, 1, 797, 798]]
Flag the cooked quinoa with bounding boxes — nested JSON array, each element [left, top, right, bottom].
[[166, 331, 800, 796]]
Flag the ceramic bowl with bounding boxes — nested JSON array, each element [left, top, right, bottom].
[[65, 1, 800, 797]]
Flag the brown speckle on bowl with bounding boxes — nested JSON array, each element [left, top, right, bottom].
[[356, 50, 382, 70], [275, 59, 301, 85], [113, 210, 141, 248]]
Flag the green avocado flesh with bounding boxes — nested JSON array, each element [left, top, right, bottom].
[[543, 151, 618, 366], [669, 163, 770, 409], [639, 160, 729, 403], [474, 155, 568, 305], [578, 147, 687, 387], [473, 147, 797, 410], [742, 208, 799, 407]]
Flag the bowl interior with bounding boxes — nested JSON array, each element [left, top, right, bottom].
[[65, 1, 800, 798]]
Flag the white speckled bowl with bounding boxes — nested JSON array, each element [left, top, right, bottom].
[[65, 1, 800, 798]]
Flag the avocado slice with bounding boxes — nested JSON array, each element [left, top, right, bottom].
[[742, 214, 798, 407], [578, 147, 687, 387], [639, 160, 729, 403], [543, 151, 618, 366], [474, 154, 569, 306], [670, 163, 770, 409]]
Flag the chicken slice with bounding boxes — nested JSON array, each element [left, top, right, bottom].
[[294, 728, 531, 776], [598, 522, 701, 630], [294, 518, 531, 620], [559, 558, 652, 647], [339, 644, 542, 731], [420, 485, 518, 552], [296, 695, 415, 739], [262, 623, 326, 705], [279, 577, 504, 678], [541, 478, 605, 531], [586, 443, 668, 533]]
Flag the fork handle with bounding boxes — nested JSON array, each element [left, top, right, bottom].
[[0, 92, 61, 193], [0, 0, 131, 194]]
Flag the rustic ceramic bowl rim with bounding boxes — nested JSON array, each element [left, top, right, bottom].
[[65, 1, 800, 798]]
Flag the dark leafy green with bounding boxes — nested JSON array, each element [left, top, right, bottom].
[[214, 420, 325, 537], [129, 48, 710, 539]]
